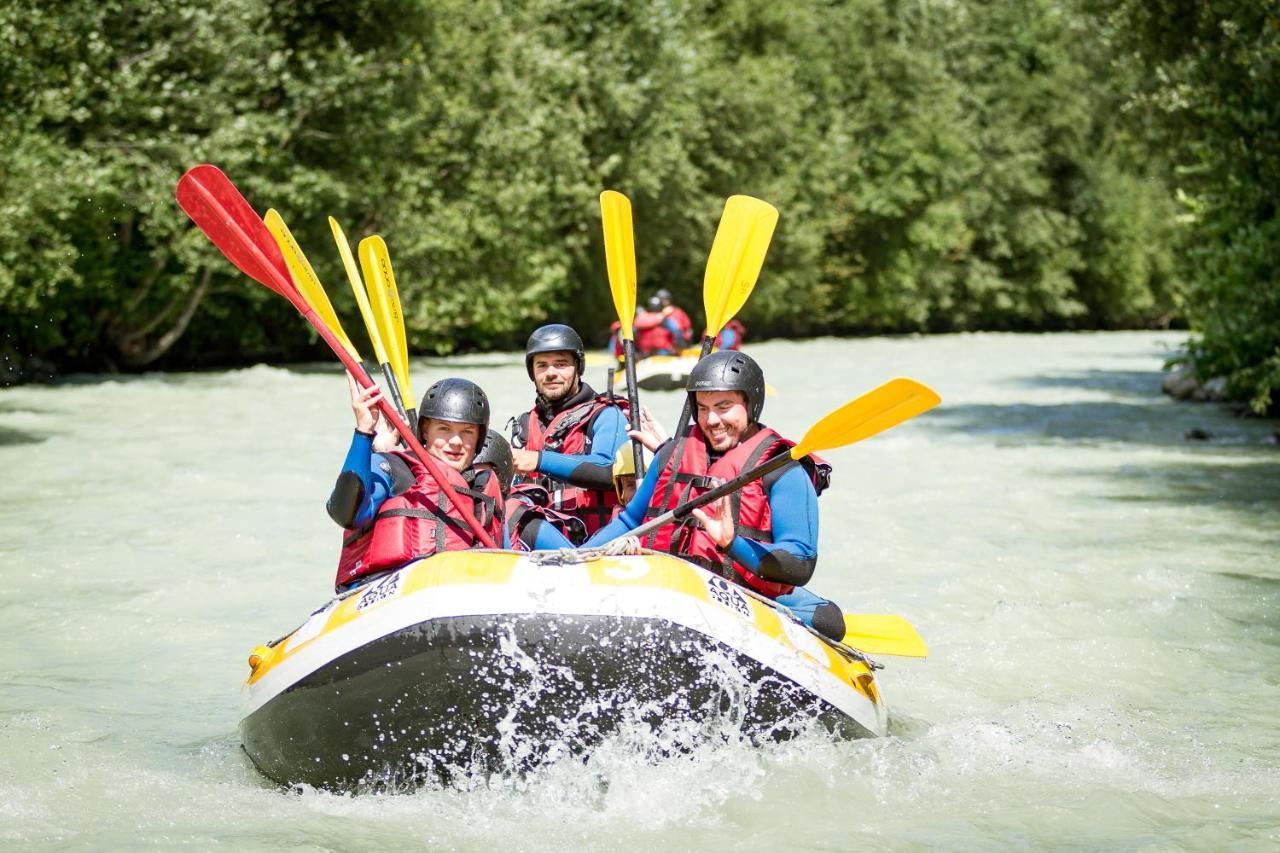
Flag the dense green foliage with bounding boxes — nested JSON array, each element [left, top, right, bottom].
[[1097, 0, 1280, 413], [0, 0, 1192, 380]]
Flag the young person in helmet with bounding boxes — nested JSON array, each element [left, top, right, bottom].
[[581, 351, 846, 642], [508, 323, 631, 539], [326, 374, 505, 591]]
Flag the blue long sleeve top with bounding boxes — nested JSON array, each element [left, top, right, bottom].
[[337, 431, 405, 528], [663, 316, 687, 350], [577, 439, 819, 573]]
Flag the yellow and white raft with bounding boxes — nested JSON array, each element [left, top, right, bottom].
[[625, 354, 699, 391], [240, 549, 886, 790]]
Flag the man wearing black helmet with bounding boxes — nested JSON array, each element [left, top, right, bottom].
[[581, 350, 847, 642], [326, 373, 505, 591], [509, 324, 631, 538]]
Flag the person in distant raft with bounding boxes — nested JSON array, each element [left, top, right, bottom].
[[633, 296, 683, 356], [714, 317, 746, 351], [508, 324, 631, 539], [326, 375, 505, 591], [655, 288, 693, 348], [581, 351, 846, 641]]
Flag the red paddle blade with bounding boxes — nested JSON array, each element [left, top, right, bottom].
[[176, 164, 295, 297]]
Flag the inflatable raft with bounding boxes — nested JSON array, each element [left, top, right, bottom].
[[620, 353, 699, 391], [240, 549, 886, 791]]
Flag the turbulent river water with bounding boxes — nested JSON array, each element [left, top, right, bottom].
[[2, 331, 1278, 850]]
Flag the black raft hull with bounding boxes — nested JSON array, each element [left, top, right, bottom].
[[238, 552, 886, 791]]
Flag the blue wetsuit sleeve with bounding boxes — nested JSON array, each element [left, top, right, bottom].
[[726, 464, 818, 570], [532, 520, 575, 549], [338, 432, 396, 528], [537, 406, 629, 491], [663, 316, 686, 348], [720, 328, 739, 349], [582, 449, 664, 545]]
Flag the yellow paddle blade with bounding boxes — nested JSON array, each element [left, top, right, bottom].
[[329, 217, 391, 367], [359, 236, 413, 401], [791, 377, 940, 459], [842, 614, 928, 658], [600, 190, 637, 340], [702, 195, 778, 336], [263, 209, 358, 359]]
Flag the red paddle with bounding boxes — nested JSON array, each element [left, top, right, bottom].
[[175, 165, 498, 548]]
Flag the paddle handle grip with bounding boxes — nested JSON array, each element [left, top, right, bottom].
[[613, 449, 792, 544], [620, 339, 645, 477]]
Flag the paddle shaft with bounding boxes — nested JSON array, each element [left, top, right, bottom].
[[620, 339, 645, 476], [178, 172, 496, 548], [379, 361, 409, 422], [619, 446, 792, 543], [644, 334, 715, 540]]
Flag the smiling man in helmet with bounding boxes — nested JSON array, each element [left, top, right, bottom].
[[326, 374, 505, 591], [508, 324, 631, 538], [581, 350, 846, 642]]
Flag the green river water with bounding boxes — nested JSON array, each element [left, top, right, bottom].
[[2, 331, 1278, 850]]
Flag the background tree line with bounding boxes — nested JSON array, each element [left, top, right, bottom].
[[0, 0, 1273, 411]]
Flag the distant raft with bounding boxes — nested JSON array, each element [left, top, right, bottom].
[[239, 550, 887, 791]]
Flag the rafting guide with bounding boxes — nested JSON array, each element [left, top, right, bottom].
[[509, 324, 632, 539], [174, 165, 936, 790]]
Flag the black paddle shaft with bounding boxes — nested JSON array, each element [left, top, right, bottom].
[[621, 447, 793, 542], [621, 338, 645, 477], [645, 334, 715, 539]]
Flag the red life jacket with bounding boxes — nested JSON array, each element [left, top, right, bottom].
[[504, 483, 588, 551], [634, 311, 676, 355], [642, 425, 808, 598], [335, 451, 504, 589], [517, 394, 628, 537]]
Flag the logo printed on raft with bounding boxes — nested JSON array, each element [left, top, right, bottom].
[[705, 576, 751, 619], [355, 571, 403, 611]]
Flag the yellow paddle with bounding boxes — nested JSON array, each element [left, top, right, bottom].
[[842, 614, 928, 658], [263, 210, 358, 360], [357, 235, 415, 423], [651, 196, 780, 529], [702, 195, 778, 340], [615, 377, 941, 543], [328, 216, 395, 373], [329, 218, 408, 421], [600, 189, 646, 476], [366, 237, 413, 404]]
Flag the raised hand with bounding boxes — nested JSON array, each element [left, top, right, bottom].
[[628, 404, 670, 452], [347, 372, 383, 434], [690, 480, 735, 548]]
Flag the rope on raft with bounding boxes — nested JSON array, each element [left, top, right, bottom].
[[527, 536, 644, 565]]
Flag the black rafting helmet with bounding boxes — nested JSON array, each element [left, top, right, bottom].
[[524, 324, 585, 379], [646, 296, 662, 312], [472, 431, 514, 495], [687, 351, 766, 423], [655, 288, 673, 305], [416, 378, 491, 446]]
